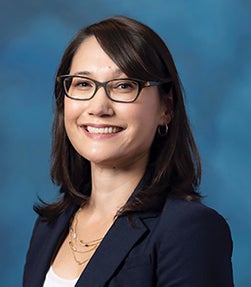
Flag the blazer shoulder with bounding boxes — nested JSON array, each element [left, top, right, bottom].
[[159, 198, 232, 237], [162, 198, 228, 220], [25, 204, 78, 263], [154, 198, 234, 286]]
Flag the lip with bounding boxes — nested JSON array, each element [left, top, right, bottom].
[[80, 123, 124, 139]]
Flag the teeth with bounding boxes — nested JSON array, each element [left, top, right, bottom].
[[86, 126, 121, 134]]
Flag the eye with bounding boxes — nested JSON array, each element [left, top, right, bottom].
[[72, 77, 94, 90], [112, 80, 137, 92]]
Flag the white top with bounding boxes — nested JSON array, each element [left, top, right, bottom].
[[43, 266, 79, 287]]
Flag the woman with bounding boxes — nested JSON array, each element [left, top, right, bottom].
[[23, 16, 234, 286]]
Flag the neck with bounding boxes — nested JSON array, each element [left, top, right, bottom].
[[87, 159, 147, 216]]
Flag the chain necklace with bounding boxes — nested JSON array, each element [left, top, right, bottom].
[[69, 207, 104, 265]]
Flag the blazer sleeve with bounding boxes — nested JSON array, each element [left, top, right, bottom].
[[156, 201, 234, 287]]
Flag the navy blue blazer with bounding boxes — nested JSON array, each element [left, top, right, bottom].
[[23, 199, 234, 286]]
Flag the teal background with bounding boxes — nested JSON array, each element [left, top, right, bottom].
[[0, 0, 250, 286]]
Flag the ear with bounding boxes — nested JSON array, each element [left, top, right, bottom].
[[159, 91, 173, 125]]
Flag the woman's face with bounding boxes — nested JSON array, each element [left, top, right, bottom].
[[64, 36, 168, 169]]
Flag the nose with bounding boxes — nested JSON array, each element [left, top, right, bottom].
[[87, 86, 114, 117]]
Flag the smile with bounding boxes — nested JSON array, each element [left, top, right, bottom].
[[86, 126, 122, 134]]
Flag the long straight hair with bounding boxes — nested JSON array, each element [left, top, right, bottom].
[[35, 16, 201, 220]]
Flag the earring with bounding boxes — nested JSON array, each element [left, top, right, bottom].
[[157, 124, 169, 136]]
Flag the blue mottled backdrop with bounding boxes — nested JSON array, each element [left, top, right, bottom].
[[0, 0, 250, 286]]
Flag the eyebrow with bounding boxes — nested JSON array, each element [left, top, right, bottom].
[[73, 69, 124, 77]]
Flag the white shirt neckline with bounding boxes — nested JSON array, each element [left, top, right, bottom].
[[43, 266, 79, 287]]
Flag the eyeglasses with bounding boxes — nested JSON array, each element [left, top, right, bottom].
[[57, 75, 168, 103]]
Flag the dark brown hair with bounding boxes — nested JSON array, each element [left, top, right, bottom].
[[35, 16, 201, 220]]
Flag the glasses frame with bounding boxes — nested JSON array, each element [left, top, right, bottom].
[[57, 75, 169, 103]]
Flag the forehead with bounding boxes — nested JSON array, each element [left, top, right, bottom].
[[70, 36, 123, 78]]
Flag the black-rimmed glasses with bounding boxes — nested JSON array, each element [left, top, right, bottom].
[[57, 75, 169, 103]]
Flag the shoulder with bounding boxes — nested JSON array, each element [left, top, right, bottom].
[[29, 204, 78, 245], [160, 198, 231, 232], [155, 198, 233, 257], [154, 199, 234, 286]]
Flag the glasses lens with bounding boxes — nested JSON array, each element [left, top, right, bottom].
[[108, 79, 139, 102], [64, 77, 95, 100]]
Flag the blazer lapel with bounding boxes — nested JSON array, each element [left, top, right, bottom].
[[25, 204, 78, 287], [76, 214, 149, 286]]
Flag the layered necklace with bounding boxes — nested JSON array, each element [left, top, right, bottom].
[[69, 207, 104, 265]]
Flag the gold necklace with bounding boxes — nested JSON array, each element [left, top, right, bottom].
[[69, 208, 104, 265]]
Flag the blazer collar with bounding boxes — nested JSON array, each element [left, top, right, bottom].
[[24, 204, 78, 287], [34, 171, 157, 286], [76, 171, 157, 286], [34, 206, 151, 287], [76, 213, 149, 286]]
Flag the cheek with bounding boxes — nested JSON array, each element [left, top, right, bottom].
[[64, 104, 72, 132], [64, 98, 81, 125], [63, 99, 83, 142], [133, 98, 162, 130]]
